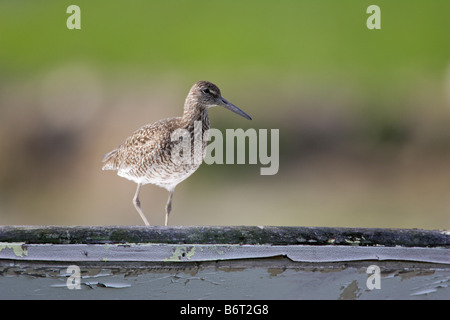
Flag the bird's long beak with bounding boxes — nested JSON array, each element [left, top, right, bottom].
[[219, 96, 252, 120]]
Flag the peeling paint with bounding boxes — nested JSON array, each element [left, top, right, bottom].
[[398, 270, 435, 281], [0, 242, 28, 257], [344, 238, 361, 245], [215, 248, 225, 255], [164, 246, 196, 262], [410, 288, 438, 296], [267, 268, 286, 277], [96, 282, 131, 289], [409, 275, 449, 296], [339, 280, 362, 300]]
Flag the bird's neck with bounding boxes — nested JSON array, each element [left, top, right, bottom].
[[182, 103, 210, 131]]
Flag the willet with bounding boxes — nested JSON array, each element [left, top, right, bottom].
[[102, 81, 252, 226]]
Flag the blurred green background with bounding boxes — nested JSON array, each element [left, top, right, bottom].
[[0, 0, 449, 228]]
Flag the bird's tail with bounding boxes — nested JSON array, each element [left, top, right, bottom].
[[102, 149, 118, 170]]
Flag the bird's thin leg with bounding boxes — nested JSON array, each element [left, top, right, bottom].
[[133, 183, 150, 226], [165, 188, 175, 226]]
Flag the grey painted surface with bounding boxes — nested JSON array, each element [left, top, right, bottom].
[[0, 260, 449, 300]]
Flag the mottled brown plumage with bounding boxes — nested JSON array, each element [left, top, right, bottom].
[[102, 81, 251, 226]]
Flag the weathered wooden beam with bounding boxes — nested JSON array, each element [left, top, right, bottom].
[[0, 225, 448, 247]]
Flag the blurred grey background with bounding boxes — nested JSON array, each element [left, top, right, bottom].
[[0, 1, 449, 229]]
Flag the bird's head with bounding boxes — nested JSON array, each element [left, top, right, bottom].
[[186, 81, 252, 120]]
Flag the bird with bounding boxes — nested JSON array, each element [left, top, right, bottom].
[[102, 81, 252, 226]]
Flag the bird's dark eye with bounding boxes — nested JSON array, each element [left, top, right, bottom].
[[202, 88, 210, 94]]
